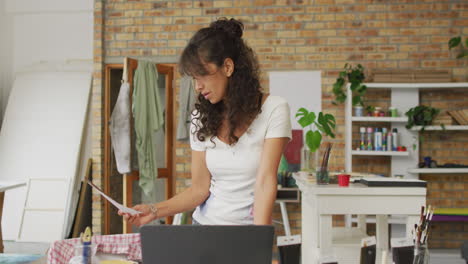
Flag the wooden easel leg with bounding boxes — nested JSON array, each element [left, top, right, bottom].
[[0, 192, 5, 253]]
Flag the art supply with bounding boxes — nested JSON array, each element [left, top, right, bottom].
[[360, 236, 376, 264], [382, 128, 388, 151], [354, 105, 364, 117], [360, 127, 366, 150], [374, 128, 382, 151], [411, 205, 433, 264], [386, 130, 392, 152], [367, 127, 374, 150], [81, 227, 92, 264], [317, 143, 332, 185], [391, 238, 415, 264], [392, 128, 398, 151]]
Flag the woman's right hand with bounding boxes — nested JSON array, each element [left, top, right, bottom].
[[118, 204, 156, 227]]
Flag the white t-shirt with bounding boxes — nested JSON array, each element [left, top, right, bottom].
[[190, 95, 292, 225]]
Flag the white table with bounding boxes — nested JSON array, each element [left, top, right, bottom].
[[295, 176, 426, 264], [0, 181, 26, 253]]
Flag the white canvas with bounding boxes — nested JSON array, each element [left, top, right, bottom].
[[18, 211, 65, 242], [0, 71, 91, 241], [25, 179, 68, 209], [269, 71, 322, 130]]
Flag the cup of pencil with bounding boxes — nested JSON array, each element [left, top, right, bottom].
[[412, 205, 434, 264], [316, 143, 333, 185]]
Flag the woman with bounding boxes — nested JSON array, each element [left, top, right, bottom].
[[120, 17, 291, 226]]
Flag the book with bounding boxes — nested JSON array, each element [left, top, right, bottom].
[[359, 178, 427, 187]]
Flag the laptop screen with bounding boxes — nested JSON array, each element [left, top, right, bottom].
[[140, 225, 274, 264]]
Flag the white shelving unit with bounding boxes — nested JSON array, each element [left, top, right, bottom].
[[410, 125, 468, 131], [345, 82, 468, 179], [344, 82, 468, 234], [351, 150, 409, 156], [352, 116, 407, 122], [407, 168, 468, 174]]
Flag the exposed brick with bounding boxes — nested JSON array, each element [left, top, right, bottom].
[[95, 0, 468, 247]]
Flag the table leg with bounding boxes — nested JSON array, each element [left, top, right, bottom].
[[0, 192, 4, 253], [301, 195, 320, 263], [319, 214, 333, 256], [376, 215, 389, 251], [357, 215, 367, 234], [279, 202, 291, 236]]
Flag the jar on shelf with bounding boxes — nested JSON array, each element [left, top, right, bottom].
[[354, 105, 364, 117], [373, 107, 382, 117], [389, 106, 398, 117]]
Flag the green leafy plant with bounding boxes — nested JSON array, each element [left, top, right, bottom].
[[405, 105, 441, 131], [332, 63, 367, 106], [448, 36, 468, 59], [405, 105, 444, 150], [365, 105, 376, 116], [296, 108, 336, 152]]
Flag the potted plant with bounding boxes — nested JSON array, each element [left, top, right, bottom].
[[365, 105, 376, 116], [405, 105, 441, 131], [332, 63, 367, 106], [296, 108, 336, 184], [405, 105, 442, 150]]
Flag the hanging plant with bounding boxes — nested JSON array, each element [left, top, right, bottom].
[[405, 105, 441, 131], [332, 63, 367, 106], [405, 105, 444, 150]]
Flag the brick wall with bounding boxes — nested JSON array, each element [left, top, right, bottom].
[[92, 0, 468, 248]]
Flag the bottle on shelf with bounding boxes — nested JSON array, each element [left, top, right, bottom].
[[374, 128, 382, 151], [386, 129, 392, 152], [392, 128, 398, 151], [382, 127, 388, 151], [360, 127, 366, 150], [367, 127, 373, 150]]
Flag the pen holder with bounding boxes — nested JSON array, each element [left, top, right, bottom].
[[316, 168, 329, 185], [412, 244, 429, 264], [68, 243, 97, 264]]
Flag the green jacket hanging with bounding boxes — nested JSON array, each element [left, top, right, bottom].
[[132, 61, 164, 197]]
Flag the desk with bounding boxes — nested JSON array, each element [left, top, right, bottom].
[[294, 176, 426, 264], [0, 182, 26, 253]]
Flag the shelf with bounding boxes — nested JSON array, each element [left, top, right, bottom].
[[364, 82, 468, 89], [350, 215, 408, 225], [410, 125, 468, 131], [351, 116, 407, 122], [352, 150, 409, 156], [408, 168, 468, 174]]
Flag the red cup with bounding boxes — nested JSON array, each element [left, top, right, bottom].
[[338, 174, 350, 187]]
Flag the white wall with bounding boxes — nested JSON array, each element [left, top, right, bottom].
[[0, 0, 94, 241], [0, 1, 13, 126], [0, 0, 94, 125]]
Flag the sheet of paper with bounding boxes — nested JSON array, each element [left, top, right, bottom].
[[87, 181, 141, 216]]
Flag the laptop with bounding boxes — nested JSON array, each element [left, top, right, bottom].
[[140, 225, 274, 264]]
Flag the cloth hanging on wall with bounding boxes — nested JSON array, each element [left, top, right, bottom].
[[132, 61, 164, 196], [110, 58, 132, 174], [176, 75, 196, 141], [110, 82, 131, 174]]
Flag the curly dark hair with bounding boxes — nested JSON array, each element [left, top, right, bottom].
[[179, 17, 263, 145]]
